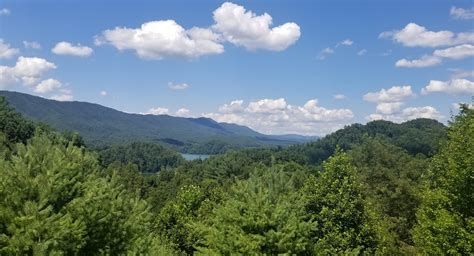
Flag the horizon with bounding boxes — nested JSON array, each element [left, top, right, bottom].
[[0, 89, 446, 138], [0, 1, 473, 136]]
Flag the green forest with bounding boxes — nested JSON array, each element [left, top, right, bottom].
[[0, 96, 472, 255]]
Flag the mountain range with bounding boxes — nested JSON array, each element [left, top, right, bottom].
[[0, 91, 318, 153]]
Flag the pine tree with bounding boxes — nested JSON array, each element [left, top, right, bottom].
[[196, 169, 313, 255]]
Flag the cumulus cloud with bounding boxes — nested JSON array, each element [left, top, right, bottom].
[[375, 102, 404, 115], [168, 82, 189, 90], [421, 79, 474, 95], [368, 106, 442, 122], [52, 41, 93, 57], [96, 2, 299, 59], [218, 99, 244, 113], [333, 94, 346, 100], [175, 108, 191, 117], [0, 39, 19, 59], [363, 85, 415, 103], [401, 106, 442, 120], [50, 93, 73, 101], [433, 44, 474, 59], [0, 56, 57, 88], [204, 98, 353, 135], [145, 107, 169, 115], [23, 41, 41, 49], [395, 44, 474, 68], [450, 6, 474, 20], [247, 98, 287, 113], [34, 78, 61, 93], [96, 20, 224, 59], [0, 8, 10, 16], [212, 2, 300, 51], [364, 86, 425, 121], [380, 23, 474, 47], [0, 56, 69, 98], [395, 55, 441, 68]]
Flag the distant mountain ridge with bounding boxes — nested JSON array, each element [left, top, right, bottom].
[[0, 91, 318, 153]]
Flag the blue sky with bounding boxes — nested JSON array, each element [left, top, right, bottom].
[[0, 0, 473, 135]]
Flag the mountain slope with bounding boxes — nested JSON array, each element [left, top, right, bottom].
[[0, 91, 316, 153]]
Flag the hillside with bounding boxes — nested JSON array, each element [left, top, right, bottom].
[[280, 117, 447, 165], [0, 91, 316, 153]]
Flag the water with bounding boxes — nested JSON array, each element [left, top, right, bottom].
[[181, 153, 211, 161]]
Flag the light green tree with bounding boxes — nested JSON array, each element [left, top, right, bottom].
[[302, 149, 377, 254], [412, 105, 473, 255]]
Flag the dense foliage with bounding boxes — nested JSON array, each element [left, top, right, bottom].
[[99, 142, 184, 173], [1, 97, 471, 255]]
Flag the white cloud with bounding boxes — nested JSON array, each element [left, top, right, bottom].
[[175, 108, 191, 117], [363, 85, 415, 103], [52, 41, 93, 57], [395, 55, 441, 68], [318, 47, 334, 59], [23, 41, 41, 49], [365, 85, 441, 122], [0, 8, 10, 16], [34, 78, 61, 93], [0, 56, 69, 98], [11, 57, 56, 84], [450, 6, 474, 20], [0, 39, 19, 59], [96, 2, 299, 59], [204, 98, 353, 135], [212, 2, 300, 51], [96, 20, 224, 59], [337, 39, 353, 46], [380, 23, 474, 47], [433, 44, 474, 59], [0, 56, 57, 88], [145, 107, 169, 115], [100, 90, 107, 96], [402, 106, 442, 120], [450, 69, 474, 79], [368, 106, 442, 122], [357, 49, 367, 56], [168, 82, 189, 90], [333, 94, 346, 100], [247, 98, 287, 113], [395, 44, 474, 68], [50, 94, 73, 101], [375, 102, 403, 115], [218, 99, 244, 113], [421, 79, 474, 95]]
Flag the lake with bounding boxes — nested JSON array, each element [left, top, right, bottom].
[[181, 153, 211, 161]]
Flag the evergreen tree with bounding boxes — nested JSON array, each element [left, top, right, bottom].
[[0, 135, 166, 254], [196, 169, 313, 255]]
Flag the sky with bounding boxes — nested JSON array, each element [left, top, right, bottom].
[[0, 0, 473, 136]]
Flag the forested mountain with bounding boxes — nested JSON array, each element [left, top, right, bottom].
[[1, 96, 472, 255], [0, 91, 317, 153]]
